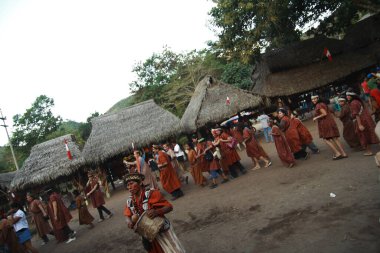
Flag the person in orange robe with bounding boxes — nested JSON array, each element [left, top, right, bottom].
[[73, 190, 94, 229], [278, 108, 309, 160], [336, 97, 361, 148], [290, 111, 320, 154], [347, 91, 379, 155], [124, 173, 185, 253], [192, 136, 210, 173], [230, 126, 245, 150], [270, 121, 295, 167], [86, 171, 113, 222], [312, 95, 347, 160], [212, 128, 246, 178], [184, 144, 207, 186], [26, 193, 53, 245], [242, 125, 271, 170], [152, 145, 184, 201], [46, 189, 76, 243]]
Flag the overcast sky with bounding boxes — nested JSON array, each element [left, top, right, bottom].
[[0, 0, 216, 145]]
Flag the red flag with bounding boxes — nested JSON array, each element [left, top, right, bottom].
[[226, 96, 230, 105], [64, 139, 73, 160], [323, 48, 332, 62]]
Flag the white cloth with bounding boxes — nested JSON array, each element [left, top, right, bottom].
[[257, 114, 270, 128], [156, 225, 186, 253], [173, 144, 185, 158], [13, 209, 28, 232]]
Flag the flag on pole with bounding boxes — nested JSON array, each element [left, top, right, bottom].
[[226, 96, 231, 105], [323, 48, 332, 62], [64, 139, 73, 160]]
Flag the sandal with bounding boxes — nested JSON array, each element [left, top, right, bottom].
[[363, 152, 374, 156], [265, 161, 272, 168], [332, 155, 343, 160], [342, 155, 348, 158]]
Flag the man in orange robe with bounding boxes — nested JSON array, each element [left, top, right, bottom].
[[124, 173, 186, 253], [152, 145, 184, 200]]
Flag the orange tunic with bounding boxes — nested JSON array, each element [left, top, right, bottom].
[[243, 127, 268, 159], [156, 151, 181, 194], [217, 132, 241, 167], [291, 118, 313, 145], [88, 179, 105, 208], [315, 102, 340, 139], [187, 149, 206, 185], [272, 125, 295, 166], [76, 195, 94, 225], [124, 190, 173, 253], [195, 142, 209, 172], [47, 192, 73, 242], [29, 199, 52, 238], [280, 116, 302, 153]]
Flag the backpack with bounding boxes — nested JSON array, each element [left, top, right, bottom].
[[227, 137, 238, 149], [204, 150, 214, 161]]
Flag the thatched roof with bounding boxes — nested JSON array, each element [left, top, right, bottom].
[[251, 13, 380, 97], [252, 41, 380, 97], [181, 76, 263, 133], [0, 171, 16, 189], [11, 134, 84, 191], [82, 99, 181, 164]]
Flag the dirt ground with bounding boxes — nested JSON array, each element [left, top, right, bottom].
[[35, 120, 380, 253]]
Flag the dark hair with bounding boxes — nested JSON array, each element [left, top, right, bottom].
[[10, 202, 22, 210], [72, 190, 80, 197]]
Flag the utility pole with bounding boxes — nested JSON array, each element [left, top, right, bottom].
[[0, 109, 19, 170]]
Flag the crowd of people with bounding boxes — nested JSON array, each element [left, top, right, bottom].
[[1, 68, 379, 253]]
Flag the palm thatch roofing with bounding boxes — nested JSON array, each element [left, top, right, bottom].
[[181, 76, 263, 133], [11, 134, 84, 191], [251, 13, 380, 97], [0, 171, 16, 189], [82, 99, 181, 164]]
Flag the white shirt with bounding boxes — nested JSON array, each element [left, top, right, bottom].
[[257, 114, 269, 128], [173, 144, 185, 157], [13, 209, 28, 232]]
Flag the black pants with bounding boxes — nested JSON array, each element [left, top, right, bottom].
[[171, 188, 184, 198], [229, 161, 246, 178], [62, 225, 74, 239], [294, 149, 308, 159], [41, 231, 55, 242], [97, 205, 111, 220]]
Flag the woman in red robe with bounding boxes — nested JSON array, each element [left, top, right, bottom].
[[290, 111, 320, 154], [336, 97, 361, 148], [312, 95, 347, 160], [152, 145, 184, 200], [184, 144, 207, 186], [242, 125, 271, 170], [47, 189, 76, 243], [347, 91, 379, 155], [278, 109, 309, 160], [270, 121, 295, 167], [212, 128, 246, 178]]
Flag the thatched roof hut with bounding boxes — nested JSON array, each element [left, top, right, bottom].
[[252, 41, 380, 97], [0, 171, 16, 189], [82, 99, 181, 164], [11, 134, 84, 191], [181, 76, 263, 133], [251, 13, 380, 97]]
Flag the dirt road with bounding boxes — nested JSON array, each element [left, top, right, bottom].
[[35, 120, 380, 253]]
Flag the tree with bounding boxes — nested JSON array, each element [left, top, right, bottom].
[[209, 0, 380, 63], [11, 95, 62, 156], [129, 46, 184, 91], [221, 61, 253, 90]]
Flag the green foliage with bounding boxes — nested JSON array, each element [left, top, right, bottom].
[[129, 46, 184, 91], [11, 95, 62, 162], [221, 61, 253, 90], [209, 0, 379, 63], [107, 96, 136, 114]]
